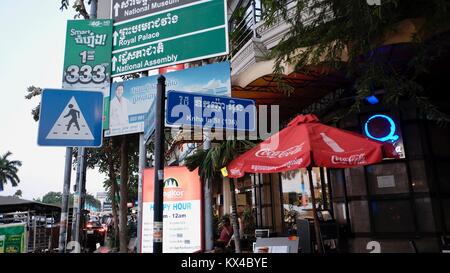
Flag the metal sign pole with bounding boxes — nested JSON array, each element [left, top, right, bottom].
[[203, 134, 214, 251], [153, 75, 166, 253], [58, 147, 73, 253], [71, 150, 82, 243], [201, 59, 213, 252], [137, 133, 145, 253], [73, 147, 86, 252], [137, 70, 149, 253]]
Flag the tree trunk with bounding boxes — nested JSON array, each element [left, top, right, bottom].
[[204, 178, 214, 251], [119, 136, 129, 253], [112, 181, 120, 248], [230, 179, 241, 253], [108, 139, 119, 249]]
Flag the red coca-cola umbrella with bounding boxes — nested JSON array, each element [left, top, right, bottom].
[[226, 114, 397, 252]]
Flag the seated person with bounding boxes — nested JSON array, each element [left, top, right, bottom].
[[215, 216, 234, 250]]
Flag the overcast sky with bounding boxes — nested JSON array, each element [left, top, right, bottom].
[[0, 1, 106, 200]]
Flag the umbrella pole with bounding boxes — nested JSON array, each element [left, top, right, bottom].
[[307, 167, 324, 253]]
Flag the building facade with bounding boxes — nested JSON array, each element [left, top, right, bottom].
[[97, 0, 450, 252]]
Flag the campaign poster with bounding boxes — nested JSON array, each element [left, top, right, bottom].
[[105, 61, 231, 137]]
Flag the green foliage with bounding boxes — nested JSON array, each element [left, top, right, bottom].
[[40, 191, 73, 205], [212, 212, 220, 239], [241, 207, 256, 235], [261, 0, 450, 123], [60, 0, 91, 19], [184, 140, 257, 182], [39, 191, 100, 210], [229, 5, 254, 54], [284, 205, 299, 234], [0, 151, 22, 190], [13, 190, 22, 197], [24, 86, 42, 122], [84, 193, 101, 210]]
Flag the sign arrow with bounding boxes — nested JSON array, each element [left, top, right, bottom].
[[114, 2, 120, 17], [113, 31, 119, 47], [112, 56, 117, 71]]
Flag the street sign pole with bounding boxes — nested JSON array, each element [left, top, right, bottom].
[[200, 60, 214, 252], [153, 76, 166, 253], [203, 133, 214, 251], [137, 133, 145, 253], [71, 150, 82, 243], [74, 2, 98, 251], [58, 147, 73, 253], [80, 148, 88, 225], [73, 147, 86, 252], [137, 70, 149, 253]]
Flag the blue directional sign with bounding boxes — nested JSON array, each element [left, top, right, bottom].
[[37, 89, 104, 147], [144, 99, 156, 145], [166, 90, 256, 131]]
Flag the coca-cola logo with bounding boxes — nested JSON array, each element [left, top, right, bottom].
[[331, 153, 366, 165], [229, 169, 241, 175], [255, 143, 305, 159]]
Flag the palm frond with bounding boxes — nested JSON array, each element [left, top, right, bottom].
[[184, 140, 257, 182]]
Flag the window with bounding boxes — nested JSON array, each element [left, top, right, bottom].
[[415, 197, 436, 232], [344, 167, 367, 197], [281, 168, 330, 231], [371, 200, 415, 233], [429, 123, 450, 157], [436, 161, 450, 193], [402, 123, 423, 156], [329, 169, 345, 198], [442, 198, 450, 232], [236, 176, 254, 214], [366, 163, 410, 195], [333, 202, 347, 225], [348, 201, 370, 233], [409, 160, 429, 192]]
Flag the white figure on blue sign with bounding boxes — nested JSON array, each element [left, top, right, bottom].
[[109, 83, 130, 127], [64, 104, 81, 131], [46, 97, 94, 140]]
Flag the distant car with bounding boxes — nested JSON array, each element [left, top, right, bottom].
[[89, 215, 100, 223], [82, 219, 106, 252]]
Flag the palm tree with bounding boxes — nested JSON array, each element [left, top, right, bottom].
[[0, 151, 22, 192], [14, 189, 23, 197], [184, 140, 256, 253]]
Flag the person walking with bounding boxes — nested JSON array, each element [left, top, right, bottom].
[[64, 104, 80, 131]]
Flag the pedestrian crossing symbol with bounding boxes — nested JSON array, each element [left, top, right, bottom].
[[46, 97, 94, 140], [38, 89, 103, 147]]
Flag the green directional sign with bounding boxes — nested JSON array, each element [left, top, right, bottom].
[[113, 1, 224, 52], [111, 0, 228, 77], [112, 27, 226, 76]]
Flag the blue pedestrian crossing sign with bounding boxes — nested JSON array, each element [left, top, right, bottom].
[[37, 89, 104, 147]]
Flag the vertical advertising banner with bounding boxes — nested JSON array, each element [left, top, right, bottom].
[[141, 167, 202, 253], [105, 61, 231, 137], [62, 19, 113, 129], [0, 223, 27, 253]]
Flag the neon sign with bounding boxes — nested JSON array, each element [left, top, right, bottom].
[[364, 114, 399, 142]]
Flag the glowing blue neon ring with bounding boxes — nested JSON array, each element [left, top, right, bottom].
[[364, 114, 399, 142]]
